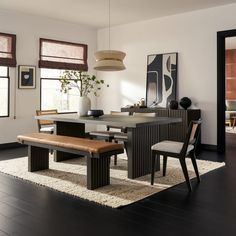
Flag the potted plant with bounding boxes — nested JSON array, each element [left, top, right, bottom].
[[60, 70, 105, 116]]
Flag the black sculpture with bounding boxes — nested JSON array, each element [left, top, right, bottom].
[[179, 97, 192, 110], [168, 100, 178, 109]]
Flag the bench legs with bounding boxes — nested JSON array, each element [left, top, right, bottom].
[[28, 146, 49, 172], [28, 145, 112, 190], [87, 157, 110, 190]]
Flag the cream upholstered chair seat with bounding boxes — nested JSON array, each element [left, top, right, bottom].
[[113, 132, 128, 142], [40, 126, 55, 133], [89, 131, 124, 140], [151, 141, 194, 154]]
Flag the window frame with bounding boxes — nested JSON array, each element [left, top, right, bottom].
[[38, 38, 88, 71], [40, 76, 77, 114], [0, 67, 10, 118]]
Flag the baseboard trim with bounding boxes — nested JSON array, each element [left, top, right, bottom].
[[201, 144, 217, 152], [0, 142, 26, 150]]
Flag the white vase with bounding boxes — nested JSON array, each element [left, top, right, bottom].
[[78, 96, 91, 117]]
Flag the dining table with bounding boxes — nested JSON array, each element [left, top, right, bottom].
[[35, 113, 182, 179]]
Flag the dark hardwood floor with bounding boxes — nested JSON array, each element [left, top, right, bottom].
[[0, 135, 235, 236]]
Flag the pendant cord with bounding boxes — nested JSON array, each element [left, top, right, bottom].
[[108, 0, 110, 50]]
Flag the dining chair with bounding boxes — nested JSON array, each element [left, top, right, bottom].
[[36, 109, 58, 134], [89, 111, 129, 165], [150, 119, 202, 192]]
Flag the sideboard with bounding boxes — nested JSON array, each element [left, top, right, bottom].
[[121, 107, 201, 145]]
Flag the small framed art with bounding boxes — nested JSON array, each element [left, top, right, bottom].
[[18, 65, 36, 89]]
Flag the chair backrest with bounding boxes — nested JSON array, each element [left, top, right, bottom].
[[110, 111, 129, 116], [36, 109, 58, 131], [133, 112, 156, 117], [107, 111, 129, 131], [180, 119, 202, 157]]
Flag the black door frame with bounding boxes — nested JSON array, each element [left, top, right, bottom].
[[217, 29, 236, 153]]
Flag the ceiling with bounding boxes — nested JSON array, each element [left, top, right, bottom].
[[0, 0, 236, 28]]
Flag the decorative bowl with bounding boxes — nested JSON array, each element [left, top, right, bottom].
[[87, 109, 104, 118]]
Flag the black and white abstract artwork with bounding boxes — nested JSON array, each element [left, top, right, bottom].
[[146, 53, 178, 107]]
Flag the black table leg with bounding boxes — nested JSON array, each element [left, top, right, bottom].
[[126, 125, 161, 179]]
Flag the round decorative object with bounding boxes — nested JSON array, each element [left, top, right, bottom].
[[179, 97, 192, 110], [168, 100, 178, 109], [87, 109, 104, 118], [78, 96, 91, 117]]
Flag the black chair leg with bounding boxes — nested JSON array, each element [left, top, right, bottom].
[[114, 155, 117, 165], [114, 140, 118, 165], [190, 152, 201, 183], [163, 155, 167, 176], [151, 151, 156, 185], [179, 158, 192, 192], [124, 142, 127, 154]]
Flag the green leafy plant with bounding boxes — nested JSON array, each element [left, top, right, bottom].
[[59, 70, 105, 97]]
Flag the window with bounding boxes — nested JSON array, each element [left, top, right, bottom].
[[0, 32, 16, 117], [39, 38, 88, 71], [0, 66, 9, 117], [40, 69, 78, 113], [39, 38, 88, 112], [0, 32, 17, 67]]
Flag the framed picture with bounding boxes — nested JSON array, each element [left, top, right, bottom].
[[18, 65, 36, 89], [146, 52, 178, 108]]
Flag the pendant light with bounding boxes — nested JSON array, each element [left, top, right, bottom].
[[94, 0, 126, 71]]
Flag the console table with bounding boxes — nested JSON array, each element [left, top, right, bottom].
[[121, 107, 201, 145]]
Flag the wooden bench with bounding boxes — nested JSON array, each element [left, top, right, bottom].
[[17, 133, 124, 190]]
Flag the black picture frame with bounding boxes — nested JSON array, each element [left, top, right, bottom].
[[18, 65, 36, 89], [146, 52, 178, 108]]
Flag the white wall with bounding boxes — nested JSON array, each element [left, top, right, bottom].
[[97, 3, 236, 146], [0, 10, 97, 144]]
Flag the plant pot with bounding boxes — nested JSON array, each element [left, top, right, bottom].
[[78, 96, 91, 116]]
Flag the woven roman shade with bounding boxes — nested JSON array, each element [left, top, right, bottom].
[[0, 32, 17, 67], [39, 38, 88, 71]]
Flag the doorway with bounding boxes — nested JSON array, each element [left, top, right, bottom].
[[217, 29, 236, 153]]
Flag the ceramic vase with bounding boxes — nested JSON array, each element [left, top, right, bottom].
[[78, 96, 91, 116]]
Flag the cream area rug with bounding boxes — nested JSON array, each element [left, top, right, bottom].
[[226, 126, 236, 134], [0, 154, 224, 208]]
